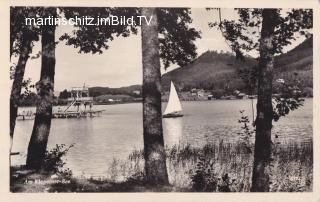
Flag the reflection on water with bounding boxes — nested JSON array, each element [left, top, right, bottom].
[[163, 117, 183, 147], [11, 99, 313, 176]]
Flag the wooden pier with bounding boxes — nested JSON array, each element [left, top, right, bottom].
[[17, 84, 105, 120], [17, 114, 35, 120], [52, 110, 104, 118]]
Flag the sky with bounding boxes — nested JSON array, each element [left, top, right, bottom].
[[12, 8, 308, 92]]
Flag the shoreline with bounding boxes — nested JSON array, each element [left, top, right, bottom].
[[10, 140, 313, 192], [17, 97, 313, 108]]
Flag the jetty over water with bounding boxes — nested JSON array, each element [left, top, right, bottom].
[[52, 110, 104, 118], [18, 85, 105, 120], [54, 85, 105, 118], [17, 111, 34, 120]]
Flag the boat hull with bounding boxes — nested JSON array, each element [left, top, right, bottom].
[[163, 113, 183, 118]]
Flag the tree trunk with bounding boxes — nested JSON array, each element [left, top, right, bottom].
[[251, 9, 278, 192], [26, 8, 56, 170], [10, 35, 33, 150], [10, 35, 14, 59], [141, 7, 169, 185]]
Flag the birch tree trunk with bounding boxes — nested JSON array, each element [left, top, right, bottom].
[[251, 9, 278, 192], [26, 8, 56, 170], [10, 35, 33, 151], [141, 7, 169, 185]]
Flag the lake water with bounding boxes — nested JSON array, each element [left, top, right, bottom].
[[11, 99, 313, 176]]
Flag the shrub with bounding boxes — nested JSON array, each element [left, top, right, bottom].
[[42, 143, 74, 177], [237, 110, 254, 154], [190, 155, 217, 192], [211, 89, 225, 99]]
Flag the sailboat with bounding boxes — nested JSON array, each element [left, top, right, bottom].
[[163, 81, 183, 118]]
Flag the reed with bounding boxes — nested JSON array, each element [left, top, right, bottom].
[[104, 139, 313, 192]]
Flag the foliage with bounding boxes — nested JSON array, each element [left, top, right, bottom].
[[19, 79, 34, 98], [10, 7, 41, 57], [157, 8, 201, 69], [61, 7, 138, 54], [10, 7, 43, 110], [270, 141, 313, 192], [190, 155, 217, 191], [58, 89, 71, 99], [272, 73, 304, 121], [237, 110, 255, 153], [60, 7, 201, 69], [88, 85, 141, 97], [237, 65, 258, 95], [42, 144, 74, 177], [120, 139, 311, 192], [10, 7, 55, 110], [190, 111, 254, 192], [192, 140, 310, 192], [9, 75, 37, 106], [11, 139, 312, 192], [190, 157, 237, 192], [208, 8, 312, 57], [211, 89, 225, 99], [208, 8, 312, 123]]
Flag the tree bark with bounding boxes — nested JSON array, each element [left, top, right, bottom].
[[251, 9, 278, 192], [10, 35, 33, 149], [26, 8, 56, 170], [10, 35, 14, 59], [141, 7, 169, 185]]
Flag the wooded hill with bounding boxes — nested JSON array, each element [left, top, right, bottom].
[[57, 37, 312, 99], [161, 37, 313, 96], [88, 85, 141, 97]]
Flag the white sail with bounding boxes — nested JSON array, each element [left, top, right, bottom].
[[164, 81, 182, 115]]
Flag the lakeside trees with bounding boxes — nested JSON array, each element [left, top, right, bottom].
[[140, 8, 169, 185], [251, 9, 278, 191], [209, 8, 312, 191], [60, 7, 200, 184], [9, 6, 199, 179], [26, 7, 57, 169], [141, 8, 200, 184], [10, 7, 40, 151], [9, 6, 312, 191]]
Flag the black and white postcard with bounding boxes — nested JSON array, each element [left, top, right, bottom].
[[0, 0, 319, 202]]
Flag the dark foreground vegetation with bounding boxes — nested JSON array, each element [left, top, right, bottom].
[[11, 139, 312, 192]]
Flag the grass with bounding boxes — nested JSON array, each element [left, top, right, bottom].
[[10, 139, 312, 192], [107, 140, 312, 192]]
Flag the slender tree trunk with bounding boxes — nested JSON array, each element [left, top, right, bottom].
[[26, 8, 56, 170], [141, 7, 169, 185], [10, 36, 33, 151], [10, 35, 14, 59], [251, 9, 277, 192], [10, 7, 16, 59]]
